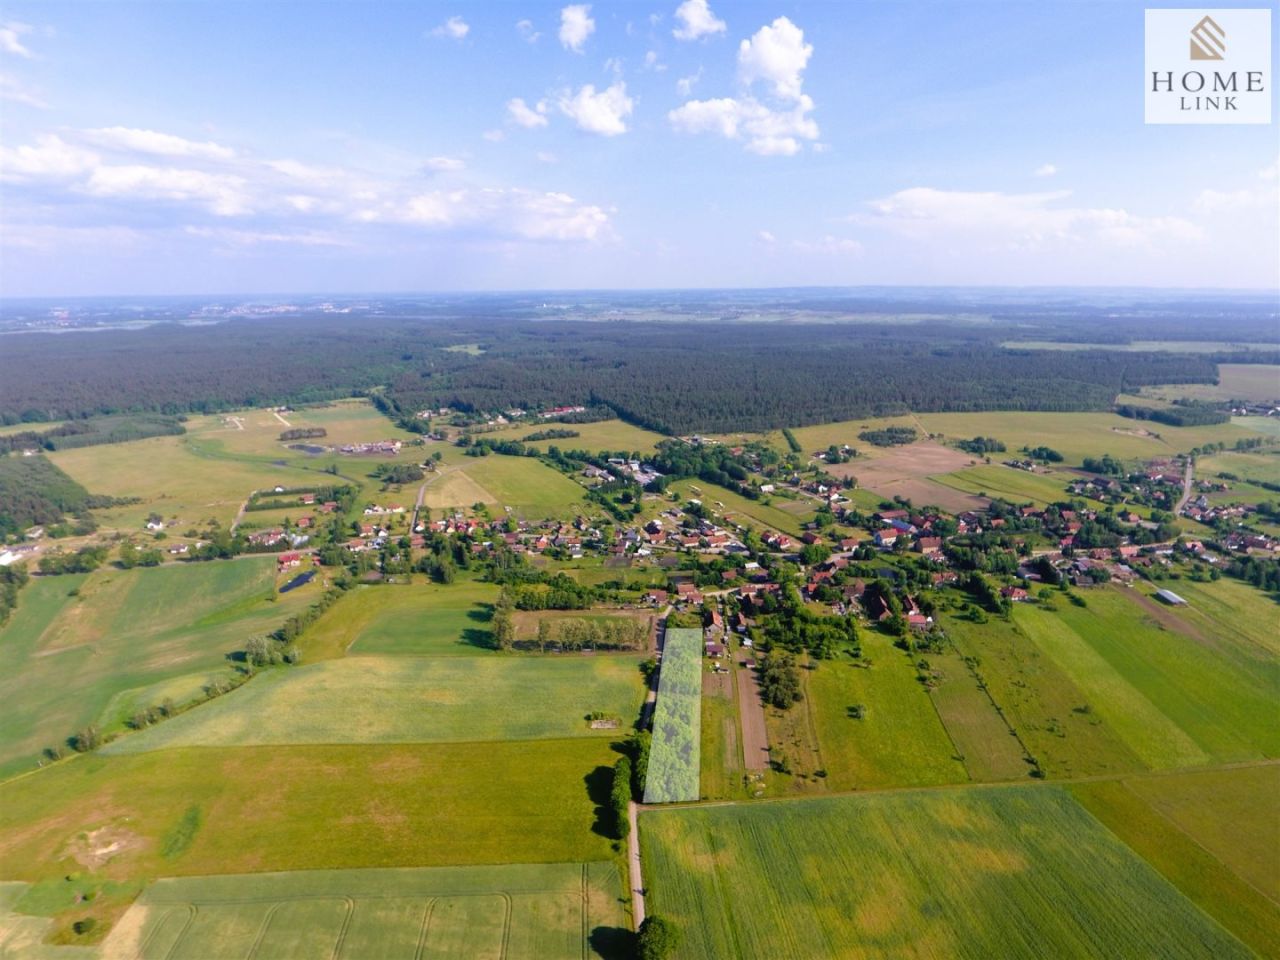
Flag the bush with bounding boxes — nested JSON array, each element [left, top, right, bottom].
[[637, 915, 681, 960]]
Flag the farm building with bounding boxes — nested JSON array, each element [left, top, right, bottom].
[[1155, 589, 1188, 606]]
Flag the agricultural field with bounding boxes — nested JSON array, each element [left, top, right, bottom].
[[1071, 766, 1280, 958], [472, 418, 667, 454], [1137, 577, 1280, 658], [639, 786, 1253, 959], [103, 654, 647, 752], [48, 433, 311, 531], [0, 740, 622, 880], [184, 399, 418, 462], [1131, 364, 1280, 403], [299, 579, 500, 659], [1002, 340, 1280, 354], [924, 647, 1032, 782], [421, 457, 588, 519], [806, 635, 968, 790], [1234, 416, 1280, 437], [1201, 449, 1280, 486], [644, 628, 703, 804], [699, 669, 742, 801], [789, 415, 921, 456], [509, 608, 653, 643], [0, 558, 317, 779], [915, 410, 1253, 465], [932, 463, 1075, 507], [941, 613, 1145, 779], [67, 862, 630, 960], [1011, 587, 1280, 769], [821, 440, 988, 513]]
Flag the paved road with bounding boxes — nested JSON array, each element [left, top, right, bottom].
[[1174, 458, 1195, 515], [627, 800, 645, 930]]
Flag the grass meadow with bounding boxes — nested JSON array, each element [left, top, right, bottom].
[[807, 634, 967, 790], [0, 558, 316, 780], [473, 418, 667, 454], [1012, 588, 1280, 769], [103, 654, 647, 752], [667, 479, 813, 538], [421, 457, 589, 519], [0, 740, 623, 880], [932, 464, 1075, 507], [915, 410, 1252, 465], [84, 862, 629, 960], [299, 579, 500, 659], [639, 786, 1252, 960], [924, 647, 1032, 782]]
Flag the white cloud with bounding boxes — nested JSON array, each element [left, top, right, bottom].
[[558, 82, 633, 136], [669, 15, 818, 156], [83, 165, 252, 216], [1194, 159, 1280, 215], [668, 93, 817, 155], [84, 127, 236, 161], [643, 50, 666, 73], [482, 129, 507, 142], [184, 226, 346, 247], [368, 187, 610, 242], [673, 0, 726, 41], [0, 134, 98, 180], [516, 19, 541, 43], [429, 16, 469, 40], [676, 68, 702, 96], [423, 155, 466, 172], [1034, 163, 1057, 177], [559, 4, 595, 53], [507, 97, 550, 129], [858, 187, 1200, 249], [537, 151, 558, 164], [0, 72, 46, 108], [757, 230, 776, 243], [0, 21, 35, 59], [738, 16, 811, 100]]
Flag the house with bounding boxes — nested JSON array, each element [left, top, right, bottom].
[[300, 493, 316, 505], [277, 551, 302, 570], [916, 536, 943, 555], [907, 612, 933, 630], [874, 530, 898, 548], [705, 642, 725, 658], [145, 519, 165, 532], [1000, 586, 1030, 602]]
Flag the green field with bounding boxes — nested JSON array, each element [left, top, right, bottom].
[[933, 464, 1073, 507], [1003, 341, 1280, 354], [1012, 588, 1280, 769], [299, 579, 500, 659], [925, 648, 1031, 782], [422, 457, 588, 519], [474, 418, 667, 454], [644, 628, 703, 804], [640, 786, 1252, 959], [942, 614, 1145, 779], [42, 862, 627, 960], [915, 410, 1251, 465], [1133, 364, 1280, 403], [1072, 766, 1280, 959], [1202, 449, 1280, 487], [807, 634, 967, 790], [789, 416, 921, 457], [0, 559, 317, 780], [103, 654, 646, 752], [1141, 577, 1280, 658], [0, 740, 622, 881], [699, 671, 742, 801], [1234, 416, 1280, 437]]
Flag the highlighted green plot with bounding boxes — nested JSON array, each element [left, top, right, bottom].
[[644, 628, 703, 803]]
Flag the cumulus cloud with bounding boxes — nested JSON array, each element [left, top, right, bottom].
[[738, 17, 811, 100], [0, 21, 36, 59], [429, 15, 469, 40], [558, 82, 633, 136], [559, 4, 595, 52], [482, 129, 507, 142], [643, 50, 665, 72], [673, 0, 726, 41], [361, 186, 610, 241], [84, 165, 252, 216], [507, 97, 550, 129], [669, 16, 818, 156], [669, 93, 817, 155], [757, 230, 776, 243], [0, 134, 98, 180], [83, 127, 236, 161], [516, 19, 541, 42], [793, 234, 862, 255], [1034, 163, 1057, 177], [184, 225, 347, 247], [857, 187, 1200, 249], [1193, 158, 1280, 215]]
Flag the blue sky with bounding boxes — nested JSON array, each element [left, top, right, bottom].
[[0, 0, 1276, 295]]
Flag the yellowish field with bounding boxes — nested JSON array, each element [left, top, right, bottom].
[[790, 415, 921, 456], [49, 434, 308, 531], [915, 410, 1252, 464], [1134, 364, 1280, 404], [184, 399, 415, 459], [470, 418, 667, 454], [420, 456, 588, 519]]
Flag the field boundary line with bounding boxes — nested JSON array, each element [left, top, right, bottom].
[[1117, 778, 1280, 910], [154, 903, 196, 960], [412, 897, 437, 960], [245, 902, 282, 960]]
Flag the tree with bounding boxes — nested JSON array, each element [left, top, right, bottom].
[[71, 725, 101, 752], [637, 915, 681, 960], [612, 756, 632, 840]]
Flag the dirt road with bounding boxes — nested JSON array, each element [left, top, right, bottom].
[[627, 800, 645, 929], [737, 663, 770, 772]]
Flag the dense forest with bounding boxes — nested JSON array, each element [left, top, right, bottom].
[[0, 456, 101, 537], [0, 414, 185, 455], [1, 299, 1272, 434]]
